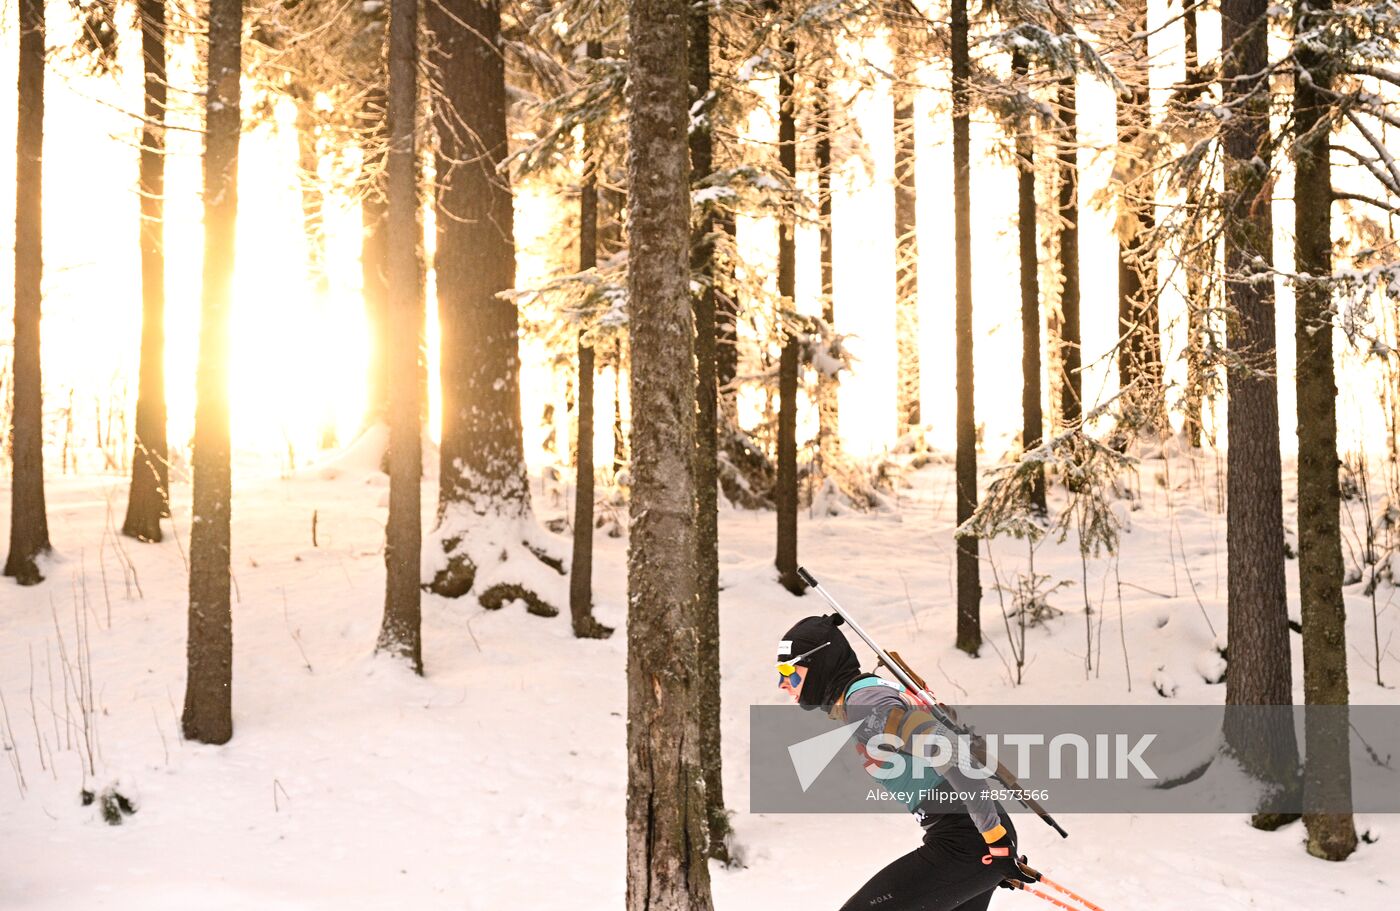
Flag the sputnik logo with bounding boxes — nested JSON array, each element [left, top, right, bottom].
[[787, 720, 864, 792]]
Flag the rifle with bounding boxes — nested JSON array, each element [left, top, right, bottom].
[[797, 566, 1070, 839]]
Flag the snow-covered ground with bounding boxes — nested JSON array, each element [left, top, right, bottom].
[[2, 447, 1397, 909]]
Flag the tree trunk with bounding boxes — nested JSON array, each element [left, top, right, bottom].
[[5, 0, 50, 585], [1013, 51, 1046, 516], [376, 0, 423, 672], [952, 0, 980, 653], [569, 41, 612, 641], [624, 0, 715, 904], [892, 39, 920, 437], [814, 76, 838, 456], [689, 5, 730, 859], [183, 0, 241, 744], [1115, 3, 1164, 432], [774, 35, 803, 596], [1181, 4, 1206, 447], [362, 86, 390, 429], [123, 0, 170, 544], [426, 0, 561, 612], [1056, 76, 1082, 427], [1220, 0, 1300, 821], [1294, 0, 1356, 861]]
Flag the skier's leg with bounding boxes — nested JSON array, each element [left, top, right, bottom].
[[837, 809, 1018, 911], [837, 846, 940, 911], [944, 886, 995, 911], [836, 837, 1004, 911]]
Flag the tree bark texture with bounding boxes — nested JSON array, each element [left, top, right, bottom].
[[1220, 0, 1299, 804], [569, 40, 611, 641], [953, 0, 980, 653], [624, 0, 715, 904], [6, 0, 50, 585], [376, 0, 424, 673], [431, 0, 530, 520], [774, 35, 803, 595], [1294, 0, 1356, 861], [689, 4, 729, 857], [183, 0, 241, 743], [123, 0, 171, 543], [1013, 51, 1046, 516]]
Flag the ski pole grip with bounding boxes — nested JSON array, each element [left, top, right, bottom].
[[796, 566, 819, 588]]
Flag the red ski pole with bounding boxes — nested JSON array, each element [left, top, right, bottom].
[[1011, 863, 1108, 911], [1036, 873, 1107, 911], [1015, 884, 1093, 911]]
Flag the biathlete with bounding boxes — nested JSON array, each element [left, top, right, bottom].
[[777, 614, 1037, 910]]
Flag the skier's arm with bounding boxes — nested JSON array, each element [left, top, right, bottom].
[[876, 704, 1005, 841], [845, 686, 1003, 839]]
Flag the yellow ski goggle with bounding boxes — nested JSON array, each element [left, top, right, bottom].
[[777, 641, 831, 679]]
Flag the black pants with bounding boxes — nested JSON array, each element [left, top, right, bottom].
[[837, 811, 1017, 911]]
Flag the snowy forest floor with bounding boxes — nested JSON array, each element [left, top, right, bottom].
[[2, 446, 1398, 909]]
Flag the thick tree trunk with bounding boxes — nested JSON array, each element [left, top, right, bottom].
[[123, 0, 170, 544], [1013, 51, 1046, 516], [774, 36, 803, 596], [5, 0, 50, 585], [892, 39, 920, 436], [1220, 0, 1300, 821], [362, 87, 390, 428], [183, 0, 241, 744], [569, 38, 612, 642], [376, 0, 423, 673], [952, 0, 979, 653], [1115, 4, 1164, 431], [624, 0, 715, 905], [814, 77, 838, 455], [689, 6, 729, 859], [1056, 77, 1082, 427], [431, 0, 525, 517], [426, 0, 560, 611], [1294, 0, 1356, 861]]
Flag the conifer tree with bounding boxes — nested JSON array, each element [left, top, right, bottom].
[[183, 0, 243, 743], [5, 0, 50, 586], [123, 0, 171, 543], [624, 0, 715, 903], [376, 0, 424, 673]]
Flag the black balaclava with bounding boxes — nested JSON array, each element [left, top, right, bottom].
[[778, 615, 865, 711]]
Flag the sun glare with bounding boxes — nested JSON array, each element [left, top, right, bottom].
[[0, 1, 1389, 484]]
